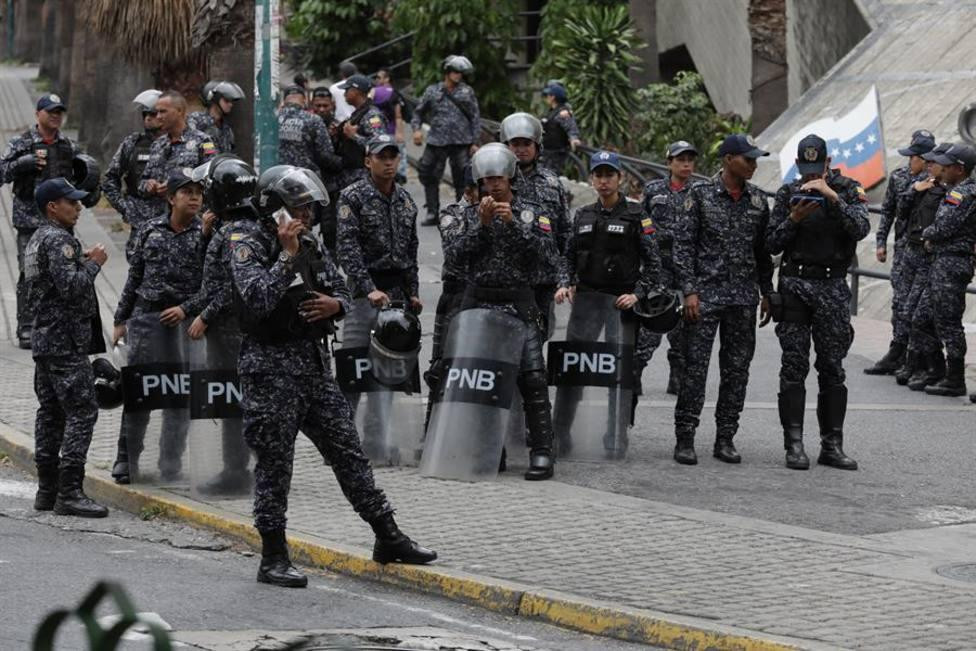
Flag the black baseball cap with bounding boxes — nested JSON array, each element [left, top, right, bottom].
[[167, 167, 203, 194], [339, 74, 372, 92], [36, 93, 66, 112], [667, 140, 698, 158], [931, 143, 976, 171], [718, 133, 768, 159], [282, 85, 306, 98], [921, 142, 951, 162], [897, 129, 936, 157], [795, 134, 828, 175], [311, 86, 331, 99], [366, 134, 399, 155], [35, 177, 87, 211]]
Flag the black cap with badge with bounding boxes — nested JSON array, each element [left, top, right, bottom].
[[166, 167, 203, 195], [897, 129, 936, 157], [34, 177, 87, 213], [339, 74, 372, 93], [921, 142, 951, 162], [36, 93, 67, 112], [931, 143, 976, 172], [667, 140, 698, 158], [366, 134, 400, 156], [795, 134, 829, 175], [718, 133, 769, 159]]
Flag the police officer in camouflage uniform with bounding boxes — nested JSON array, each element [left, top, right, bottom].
[[227, 167, 435, 589], [110, 169, 213, 483], [446, 144, 556, 480], [412, 55, 481, 226], [336, 134, 420, 453], [500, 112, 570, 336], [1, 94, 82, 349], [673, 134, 774, 466], [638, 140, 699, 395], [865, 130, 935, 375], [909, 144, 976, 397], [103, 90, 164, 261], [139, 91, 218, 216], [187, 80, 244, 154], [895, 144, 950, 388], [539, 82, 581, 176], [185, 156, 261, 494], [277, 85, 343, 250], [424, 165, 478, 431], [767, 134, 869, 471], [26, 178, 110, 517], [335, 74, 389, 191]]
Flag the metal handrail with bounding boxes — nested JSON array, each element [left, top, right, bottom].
[[342, 32, 415, 65]]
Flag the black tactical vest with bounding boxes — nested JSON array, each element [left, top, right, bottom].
[[338, 103, 370, 170], [906, 185, 945, 244], [14, 134, 74, 201], [784, 177, 858, 268], [542, 105, 570, 151], [124, 132, 156, 196], [573, 201, 643, 293]]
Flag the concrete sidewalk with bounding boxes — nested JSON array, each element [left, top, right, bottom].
[[3, 65, 976, 651]]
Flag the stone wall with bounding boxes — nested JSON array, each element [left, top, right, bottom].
[[786, 0, 870, 101]]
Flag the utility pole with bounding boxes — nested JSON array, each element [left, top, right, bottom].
[[254, 0, 279, 172]]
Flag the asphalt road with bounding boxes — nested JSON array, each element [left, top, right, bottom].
[[0, 461, 654, 651]]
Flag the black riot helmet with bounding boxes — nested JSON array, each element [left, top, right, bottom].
[[72, 153, 101, 208], [191, 155, 258, 215], [92, 358, 123, 410], [369, 304, 422, 387], [256, 165, 329, 217], [632, 290, 683, 334]]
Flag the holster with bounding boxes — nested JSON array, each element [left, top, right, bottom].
[[767, 291, 811, 324]]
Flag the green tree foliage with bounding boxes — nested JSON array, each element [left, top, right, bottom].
[[632, 71, 749, 175], [530, 0, 626, 87], [285, 0, 403, 76], [545, 4, 643, 148], [393, 0, 519, 118]]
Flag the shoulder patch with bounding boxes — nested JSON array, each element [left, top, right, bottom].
[[945, 190, 964, 206], [201, 142, 216, 153], [61, 244, 75, 259], [641, 217, 655, 235], [751, 193, 764, 209], [684, 196, 694, 211], [855, 185, 868, 202], [338, 204, 353, 220], [440, 213, 454, 229], [368, 116, 383, 127], [519, 209, 534, 224], [538, 215, 552, 232], [229, 233, 243, 241], [234, 244, 251, 263]]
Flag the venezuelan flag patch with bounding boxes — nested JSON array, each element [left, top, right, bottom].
[[856, 185, 868, 203], [641, 217, 655, 234], [368, 116, 383, 128], [538, 215, 552, 232], [202, 141, 216, 153], [945, 190, 963, 205]]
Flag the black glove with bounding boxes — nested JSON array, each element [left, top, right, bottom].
[[12, 154, 37, 175]]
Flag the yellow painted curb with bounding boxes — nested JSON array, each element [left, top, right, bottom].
[[0, 425, 810, 650]]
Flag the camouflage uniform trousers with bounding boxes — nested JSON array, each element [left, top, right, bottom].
[[674, 302, 756, 437], [899, 244, 934, 355], [775, 277, 853, 389], [241, 371, 393, 533], [911, 255, 974, 360], [16, 228, 36, 334], [33, 354, 98, 470], [117, 311, 191, 476], [634, 262, 684, 389], [207, 325, 249, 472], [887, 241, 912, 346], [417, 145, 469, 217]]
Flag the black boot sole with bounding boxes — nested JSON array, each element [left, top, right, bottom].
[[373, 546, 438, 565], [785, 458, 810, 470], [924, 385, 966, 397], [817, 456, 858, 471], [256, 571, 308, 588], [863, 366, 897, 375], [524, 468, 554, 481], [673, 453, 697, 465], [713, 451, 742, 464], [53, 504, 109, 518]]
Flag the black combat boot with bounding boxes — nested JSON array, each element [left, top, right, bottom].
[[53, 467, 109, 518], [34, 464, 59, 511], [925, 357, 967, 397], [520, 371, 556, 481], [778, 382, 809, 470], [673, 431, 697, 465], [370, 513, 438, 565], [894, 350, 919, 386], [816, 385, 858, 470], [257, 529, 307, 587], [863, 342, 906, 375], [525, 448, 554, 480], [713, 434, 741, 463], [666, 360, 684, 395], [908, 349, 945, 391]]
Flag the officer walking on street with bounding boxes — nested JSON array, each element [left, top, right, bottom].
[[1, 93, 83, 349], [227, 166, 435, 588], [500, 112, 570, 336], [188, 80, 244, 154], [446, 144, 556, 479], [26, 178, 110, 517], [103, 90, 164, 260], [539, 82, 581, 176], [335, 74, 389, 191], [865, 129, 935, 375], [412, 55, 481, 226], [139, 91, 218, 216], [767, 134, 869, 471], [638, 141, 699, 394], [672, 134, 774, 465]]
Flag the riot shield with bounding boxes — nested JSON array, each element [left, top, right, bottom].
[[420, 308, 526, 481], [548, 291, 635, 461], [117, 312, 226, 492], [338, 298, 424, 466]]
